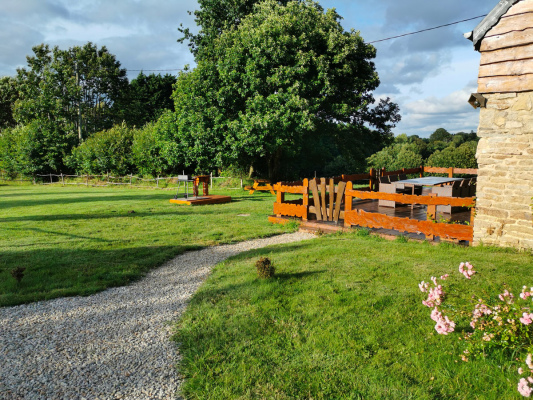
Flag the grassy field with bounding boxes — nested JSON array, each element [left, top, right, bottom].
[[0, 183, 291, 307], [175, 231, 533, 399]]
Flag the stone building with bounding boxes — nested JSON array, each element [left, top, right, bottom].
[[466, 0, 533, 249]]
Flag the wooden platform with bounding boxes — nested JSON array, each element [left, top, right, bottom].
[[170, 195, 232, 206]]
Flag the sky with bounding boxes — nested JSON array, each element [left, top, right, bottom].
[[0, 0, 498, 137]]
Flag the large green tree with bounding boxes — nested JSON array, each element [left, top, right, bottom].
[[15, 43, 128, 143], [178, 0, 291, 60], [0, 77, 19, 129], [172, 0, 399, 180], [125, 72, 177, 128]]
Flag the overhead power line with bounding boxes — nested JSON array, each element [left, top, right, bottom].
[[368, 15, 487, 44], [128, 15, 488, 71], [128, 69, 183, 72]]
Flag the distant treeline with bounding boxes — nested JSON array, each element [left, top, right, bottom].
[[367, 128, 478, 172]]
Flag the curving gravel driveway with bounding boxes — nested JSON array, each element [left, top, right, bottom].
[[0, 232, 315, 400]]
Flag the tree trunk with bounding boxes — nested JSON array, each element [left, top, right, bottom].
[[267, 148, 283, 182]]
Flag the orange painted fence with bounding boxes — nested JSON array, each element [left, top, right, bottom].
[[380, 166, 478, 178], [273, 170, 377, 223], [272, 167, 478, 242], [344, 182, 475, 242]]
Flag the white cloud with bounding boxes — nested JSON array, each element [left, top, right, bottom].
[[396, 84, 480, 136]]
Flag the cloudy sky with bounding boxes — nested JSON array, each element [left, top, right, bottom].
[[0, 0, 497, 137]]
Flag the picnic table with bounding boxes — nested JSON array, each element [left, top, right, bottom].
[[245, 179, 275, 195], [379, 177, 464, 208]]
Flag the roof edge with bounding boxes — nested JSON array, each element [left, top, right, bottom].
[[468, 0, 521, 50]]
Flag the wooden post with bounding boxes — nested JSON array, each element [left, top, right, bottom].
[[157, 175, 159, 188], [320, 178, 327, 221], [303, 179, 309, 221], [50, 173, 53, 184], [210, 172, 213, 190], [420, 165, 424, 178], [448, 167, 453, 178], [129, 174, 132, 186], [86, 174, 89, 186], [328, 179, 334, 221], [369, 168, 375, 191], [61, 173, 64, 185], [426, 193, 437, 241], [344, 181, 353, 228]]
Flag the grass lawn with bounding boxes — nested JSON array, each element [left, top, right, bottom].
[[0, 183, 291, 307], [175, 231, 533, 399]]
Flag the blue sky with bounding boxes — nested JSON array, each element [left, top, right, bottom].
[[0, 0, 498, 137]]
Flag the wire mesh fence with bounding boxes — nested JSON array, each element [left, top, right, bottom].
[[0, 171, 248, 190]]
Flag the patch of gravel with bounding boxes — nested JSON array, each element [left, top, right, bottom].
[[0, 231, 315, 400]]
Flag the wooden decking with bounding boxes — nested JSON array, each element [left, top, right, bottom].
[[170, 195, 232, 206]]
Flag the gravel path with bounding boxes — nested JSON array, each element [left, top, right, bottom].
[[0, 232, 315, 400]]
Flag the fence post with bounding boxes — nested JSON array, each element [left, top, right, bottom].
[[156, 175, 159, 188], [303, 178, 309, 221], [61, 173, 64, 185], [86, 174, 89, 186], [240, 178, 243, 189], [420, 165, 424, 178], [448, 167, 453, 178], [129, 174, 132, 186], [49, 173, 53, 184], [344, 181, 353, 228], [210, 172, 213, 190], [369, 168, 375, 191]]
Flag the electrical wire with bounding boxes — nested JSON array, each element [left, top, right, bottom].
[[127, 14, 488, 71], [368, 15, 487, 44]]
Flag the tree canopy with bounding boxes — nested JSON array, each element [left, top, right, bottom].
[[125, 72, 177, 128], [172, 0, 399, 180], [178, 0, 291, 60], [367, 129, 479, 171]]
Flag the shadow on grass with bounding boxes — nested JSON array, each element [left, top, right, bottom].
[[0, 193, 175, 210], [0, 244, 200, 307]]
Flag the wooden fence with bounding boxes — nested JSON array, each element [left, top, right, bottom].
[[273, 171, 377, 223], [272, 167, 477, 242], [344, 182, 475, 242], [380, 166, 478, 178]]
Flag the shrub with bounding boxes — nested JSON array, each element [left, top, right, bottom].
[[11, 267, 26, 283], [418, 262, 533, 397], [256, 257, 275, 279], [68, 123, 135, 175]]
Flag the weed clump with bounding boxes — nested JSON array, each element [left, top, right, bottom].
[[11, 267, 26, 283], [256, 257, 275, 279]]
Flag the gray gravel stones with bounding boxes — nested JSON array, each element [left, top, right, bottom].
[[0, 232, 314, 400]]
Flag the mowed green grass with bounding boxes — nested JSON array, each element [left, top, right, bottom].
[[0, 184, 290, 306], [175, 231, 533, 400]]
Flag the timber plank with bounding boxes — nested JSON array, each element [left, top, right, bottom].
[[478, 74, 533, 93], [329, 179, 334, 222], [486, 13, 533, 37], [334, 181, 346, 222], [320, 179, 327, 221], [479, 59, 533, 77], [273, 202, 306, 218], [480, 43, 533, 65], [481, 28, 533, 51], [344, 209, 473, 242], [309, 179, 322, 221], [504, 1, 533, 16], [345, 189, 476, 207]]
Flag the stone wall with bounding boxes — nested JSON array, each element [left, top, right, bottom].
[[474, 92, 533, 249]]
